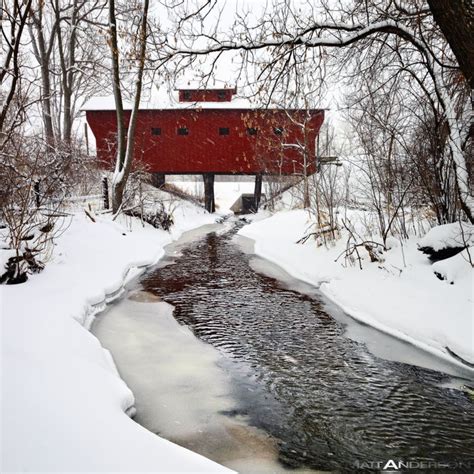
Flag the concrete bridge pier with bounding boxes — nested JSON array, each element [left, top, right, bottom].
[[253, 174, 263, 212], [203, 173, 215, 213]]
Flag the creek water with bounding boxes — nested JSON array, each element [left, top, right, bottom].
[[92, 222, 474, 473]]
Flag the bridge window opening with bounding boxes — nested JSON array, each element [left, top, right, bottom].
[[274, 126, 284, 135], [177, 127, 189, 136], [151, 127, 161, 136], [219, 127, 230, 136], [217, 90, 226, 100], [183, 91, 192, 100], [246, 127, 258, 136]]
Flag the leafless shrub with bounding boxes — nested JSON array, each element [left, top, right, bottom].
[[112, 160, 177, 231], [0, 134, 78, 283], [297, 121, 345, 246], [404, 102, 460, 225], [263, 174, 299, 211], [335, 219, 385, 270], [125, 202, 174, 232]]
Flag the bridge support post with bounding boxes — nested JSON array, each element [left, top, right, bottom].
[[203, 173, 215, 213], [253, 173, 263, 212], [102, 176, 109, 210], [151, 173, 165, 188]]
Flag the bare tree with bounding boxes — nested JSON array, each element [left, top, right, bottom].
[[158, 0, 473, 223], [108, 0, 150, 213], [27, 0, 107, 149], [0, 133, 90, 283], [427, 0, 474, 89], [346, 88, 413, 246], [28, 0, 58, 147], [405, 98, 459, 225], [51, 0, 107, 147], [311, 120, 345, 242], [0, 0, 33, 135]]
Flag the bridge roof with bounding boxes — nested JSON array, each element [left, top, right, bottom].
[[82, 90, 325, 112]]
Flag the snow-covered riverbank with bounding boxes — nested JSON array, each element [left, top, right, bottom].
[[239, 209, 473, 373], [1, 202, 232, 472]]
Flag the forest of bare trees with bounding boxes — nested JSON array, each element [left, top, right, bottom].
[[1, 0, 473, 281]]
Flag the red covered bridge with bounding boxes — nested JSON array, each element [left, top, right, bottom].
[[85, 87, 324, 212]]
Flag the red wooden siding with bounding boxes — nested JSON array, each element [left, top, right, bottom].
[[86, 108, 324, 175], [178, 88, 237, 102]]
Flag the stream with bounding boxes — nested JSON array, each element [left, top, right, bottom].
[[92, 222, 474, 473]]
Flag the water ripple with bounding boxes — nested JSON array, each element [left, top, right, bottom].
[[142, 226, 474, 472]]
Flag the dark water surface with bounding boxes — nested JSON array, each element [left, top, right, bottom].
[[138, 224, 474, 472], [93, 222, 473, 473]]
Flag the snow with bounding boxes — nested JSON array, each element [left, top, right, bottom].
[[168, 177, 259, 213], [0, 248, 15, 274], [238, 209, 474, 370], [1, 201, 233, 472], [83, 92, 254, 111], [82, 88, 323, 112], [432, 248, 473, 284], [418, 222, 474, 251], [93, 297, 298, 472]]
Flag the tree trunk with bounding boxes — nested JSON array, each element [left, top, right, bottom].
[[112, 178, 126, 214], [428, 0, 474, 89], [28, 6, 57, 148], [61, 0, 79, 146], [0, 0, 32, 134], [109, 0, 126, 213], [39, 54, 55, 147], [109, 0, 149, 213]]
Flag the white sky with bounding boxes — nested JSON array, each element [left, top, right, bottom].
[[82, 0, 350, 152]]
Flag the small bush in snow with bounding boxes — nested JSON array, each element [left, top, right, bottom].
[[125, 203, 174, 231], [0, 137, 78, 283]]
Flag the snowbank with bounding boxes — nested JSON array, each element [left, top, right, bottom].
[[239, 210, 474, 371], [417, 222, 474, 262], [1, 203, 233, 472], [418, 222, 474, 251], [432, 248, 473, 285]]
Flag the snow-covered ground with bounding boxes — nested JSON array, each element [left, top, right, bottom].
[[168, 176, 258, 212], [239, 209, 473, 372], [0, 197, 233, 472], [2, 176, 473, 471]]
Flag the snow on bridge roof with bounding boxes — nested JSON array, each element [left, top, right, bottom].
[[82, 90, 325, 112], [83, 95, 253, 111]]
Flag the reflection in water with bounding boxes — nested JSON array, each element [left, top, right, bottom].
[[95, 224, 474, 473]]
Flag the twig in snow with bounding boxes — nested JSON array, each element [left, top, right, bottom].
[[112, 202, 123, 221], [84, 209, 96, 223], [297, 225, 337, 244], [445, 346, 474, 368]]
